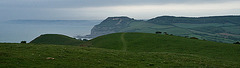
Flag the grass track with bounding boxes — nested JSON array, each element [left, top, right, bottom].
[[121, 33, 127, 51]]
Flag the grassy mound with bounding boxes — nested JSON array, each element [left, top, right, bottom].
[[30, 34, 83, 46], [0, 43, 239, 67], [91, 32, 240, 63]]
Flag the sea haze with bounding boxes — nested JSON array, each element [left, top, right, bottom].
[[0, 20, 101, 43]]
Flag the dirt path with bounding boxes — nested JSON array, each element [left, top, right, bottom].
[[121, 33, 127, 51]]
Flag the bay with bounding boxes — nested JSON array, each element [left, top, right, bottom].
[[0, 20, 101, 43]]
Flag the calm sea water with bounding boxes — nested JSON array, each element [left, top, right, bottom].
[[0, 20, 101, 43]]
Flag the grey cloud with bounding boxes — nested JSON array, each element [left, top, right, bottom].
[[0, 0, 237, 8], [0, 0, 239, 21]]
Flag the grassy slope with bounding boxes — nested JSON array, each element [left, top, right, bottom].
[[119, 21, 240, 43], [30, 34, 83, 46], [91, 33, 240, 63], [0, 43, 239, 67]]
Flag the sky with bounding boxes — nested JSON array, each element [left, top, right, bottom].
[[0, 0, 240, 21]]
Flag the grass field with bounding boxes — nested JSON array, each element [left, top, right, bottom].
[[91, 33, 240, 63], [1, 33, 240, 67], [1, 43, 239, 67]]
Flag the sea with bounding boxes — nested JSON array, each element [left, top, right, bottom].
[[0, 20, 101, 43]]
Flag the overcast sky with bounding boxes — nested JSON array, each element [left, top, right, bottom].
[[0, 0, 240, 20]]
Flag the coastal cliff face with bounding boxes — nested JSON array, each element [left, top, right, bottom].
[[90, 16, 134, 37]]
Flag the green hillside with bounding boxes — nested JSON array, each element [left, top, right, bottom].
[[147, 16, 240, 25], [88, 16, 240, 43], [123, 19, 240, 43], [0, 43, 239, 67], [30, 34, 83, 46], [91, 33, 240, 63]]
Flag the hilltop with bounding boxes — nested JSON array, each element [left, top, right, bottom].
[[30, 34, 83, 46], [85, 15, 240, 43]]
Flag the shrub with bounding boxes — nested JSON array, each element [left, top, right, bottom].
[[164, 32, 168, 35], [82, 39, 88, 41], [21, 41, 27, 43], [155, 31, 162, 34], [233, 42, 240, 44], [190, 37, 198, 39]]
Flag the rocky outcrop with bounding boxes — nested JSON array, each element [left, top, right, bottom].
[[89, 16, 134, 38]]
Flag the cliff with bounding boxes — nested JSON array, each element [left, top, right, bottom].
[[89, 16, 134, 37]]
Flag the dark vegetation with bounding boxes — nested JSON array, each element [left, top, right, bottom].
[[82, 39, 89, 41], [20, 41, 27, 43], [234, 42, 240, 44], [190, 37, 199, 39]]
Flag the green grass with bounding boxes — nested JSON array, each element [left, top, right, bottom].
[[116, 21, 239, 43], [30, 34, 83, 46], [1, 43, 239, 67], [160, 27, 192, 35], [91, 33, 240, 63], [173, 23, 235, 28], [120, 21, 174, 33], [1, 32, 240, 67], [222, 26, 240, 34], [119, 21, 193, 36], [90, 33, 123, 50]]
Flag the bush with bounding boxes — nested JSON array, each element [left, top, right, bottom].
[[148, 63, 154, 66], [164, 32, 168, 35], [233, 42, 240, 44], [155, 31, 162, 34], [190, 37, 198, 39], [21, 41, 27, 43], [82, 39, 88, 41]]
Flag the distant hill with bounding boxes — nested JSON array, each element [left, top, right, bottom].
[[85, 15, 240, 43], [148, 16, 240, 25], [30, 34, 83, 46], [91, 32, 240, 63]]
